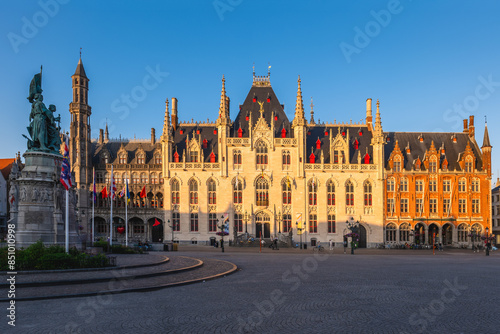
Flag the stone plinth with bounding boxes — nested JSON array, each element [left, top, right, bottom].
[[13, 151, 80, 249]]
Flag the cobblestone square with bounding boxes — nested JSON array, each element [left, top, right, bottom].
[[5, 248, 500, 333]]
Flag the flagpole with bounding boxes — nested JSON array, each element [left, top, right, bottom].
[[65, 189, 69, 253], [110, 164, 113, 247], [125, 179, 128, 247], [92, 167, 95, 246]]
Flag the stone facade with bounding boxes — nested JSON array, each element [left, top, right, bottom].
[[69, 59, 492, 248]]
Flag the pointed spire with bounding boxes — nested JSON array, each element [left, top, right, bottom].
[[482, 121, 491, 148], [310, 97, 315, 124], [218, 75, 228, 118], [293, 75, 305, 126], [74, 56, 87, 78], [104, 121, 109, 142]]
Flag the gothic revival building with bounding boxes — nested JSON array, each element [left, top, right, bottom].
[[69, 58, 492, 247]]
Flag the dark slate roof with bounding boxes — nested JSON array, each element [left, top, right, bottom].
[[74, 58, 87, 78], [232, 85, 292, 138], [306, 125, 373, 164], [482, 124, 491, 147], [172, 125, 219, 162], [384, 132, 483, 171], [92, 141, 161, 165]]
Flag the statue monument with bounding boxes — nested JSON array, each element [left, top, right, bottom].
[[11, 67, 79, 249]]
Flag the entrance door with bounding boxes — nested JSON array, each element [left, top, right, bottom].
[[358, 224, 367, 248], [442, 224, 453, 245], [151, 220, 163, 242], [428, 224, 438, 244], [256, 223, 263, 238], [264, 223, 271, 238]]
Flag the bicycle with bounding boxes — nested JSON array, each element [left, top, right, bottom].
[[313, 244, 325, 253]]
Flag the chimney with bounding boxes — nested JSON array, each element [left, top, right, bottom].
[[171, 98, 178, 131], [366, 98, 373, 130], [151, 128, 155, 144], [99, 129, 104, 144], [468, 115, 475, 138], [463, 119, 468, 133]]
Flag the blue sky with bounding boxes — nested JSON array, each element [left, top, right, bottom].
[[1, 0, 500, 179]]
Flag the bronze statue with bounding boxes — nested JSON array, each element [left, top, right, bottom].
[[24, 67, 62, 154]]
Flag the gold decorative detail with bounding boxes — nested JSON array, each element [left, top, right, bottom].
[[258, 101, 265, 118]]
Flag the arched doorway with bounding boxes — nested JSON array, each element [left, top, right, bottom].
[[442, 224, 453, 245], [255, 212, 271, 238], [358, 224, 367, 248], [428, 223, 439, 244], [149, 218, 164, 242], [414, 222, 425, 244]]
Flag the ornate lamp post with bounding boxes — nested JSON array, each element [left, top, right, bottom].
[[217, 215, 228, 253], [346, 217, 359, 255]]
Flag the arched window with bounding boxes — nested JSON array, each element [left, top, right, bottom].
[[282, 179, 292, 204], [114, 172, 121, 184], [233, 178, 242, 204], [132, 173, 139, 184], [458, 223, 468, 242], [471, 223, 482, 242], [189, 179, 198, 205], [159, 173, 164, 184], [309, 214, 317, 233], [190, 213, 198, 232], [154, 154, 162, 164], [119, 154, 127, 164], [327, 180, 335, 206], [171, 180, 180, 205], [151, 173, 158, 184], [399, 223, 410, 242], [328, 214, 336, 233], [256, 140, 268, 169], [208, 179, 216, 205], [209, 213, 217, 232], [122, 172, 129, 185], [283, 214, 291, 233], [458, 178, 466, 192], [190, 151, 198, 163], [465, 156, 473, 173], [387, 178, 395, 192], [429, 156, 437, 173], [140, 172, 148, 184], [137, 154, 145, 164], [282, 150, 291, 170], [234, 213, 243, 232], [386, 223, 397, 242], [105, 172, 110, 184], [172, 212, 180, 231], [471, 178, 480, 192], [256, 177, 269, 206], [345, 180, 354, 207], [233, 150, 242, 170], [363, 181, 372, 207], [308, 180, 317, 206], [400, 177, 408, 192], [393, 156, 401, 172]]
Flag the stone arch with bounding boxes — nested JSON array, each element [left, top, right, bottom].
[[326, 177, 340, 188], [206, 176, 220, 186], [170, 176, 182, 186], [253, 174, 271, 187]]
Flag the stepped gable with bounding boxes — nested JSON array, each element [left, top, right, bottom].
[[92, 141, 160, 165], [172, 124, 219, 162], [384, 132, 483, 171], [306, 125, 373, 164], [233, 79, 291, 138]]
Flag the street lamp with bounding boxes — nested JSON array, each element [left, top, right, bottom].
[[486, 227, 490, 256], [244, 210, 249, 235], [346, 217, 359, 255], [217, 215, 227, 253], [277, 211, 282, 235]]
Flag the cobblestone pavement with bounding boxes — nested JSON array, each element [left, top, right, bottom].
[[4, 248, 500, 333]]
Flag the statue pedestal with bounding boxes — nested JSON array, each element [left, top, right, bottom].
[[13, 151, 80, 249]]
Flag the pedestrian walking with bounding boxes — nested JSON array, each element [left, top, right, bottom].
[[329, 239, 334, 251]]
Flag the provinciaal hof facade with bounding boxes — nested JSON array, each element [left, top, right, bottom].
[[68, 58, 492, 248]]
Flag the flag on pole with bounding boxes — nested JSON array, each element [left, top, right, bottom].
[[119, 186, 126, 198], [126, 179, 130, 204], [140, 185, 146, 198], [223, 213, 230, 234], [101, 186, 108, 198], [110, 165, 116, 200], [60, 135, 72, 190], [296, 213, 303, 234], [93, 168, 96, 203], [153, 218, 161, 227]]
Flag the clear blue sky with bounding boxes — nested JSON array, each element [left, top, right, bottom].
[[1, 0, 500, 179]]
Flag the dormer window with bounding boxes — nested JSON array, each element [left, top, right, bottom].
[[119, 154, 127, 164], [465, 156, 473, 173], [137, 155, 145, 164], [154, 155, 162, 164], [393, 156, 401, 172]]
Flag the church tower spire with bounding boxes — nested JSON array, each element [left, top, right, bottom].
[[292, 75, 306, 127], [481, 120, 492, 177], [218, 75, 229, 120]]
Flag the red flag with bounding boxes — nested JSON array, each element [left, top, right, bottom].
[[153, 218, 161, 227], [140, 185, 146, 198], [101, 186, 108, 198]]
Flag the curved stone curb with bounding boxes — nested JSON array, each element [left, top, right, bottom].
[[6, 259, 238, 302], [0, 255, 170, 275], [0, 256, 201, 289]]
